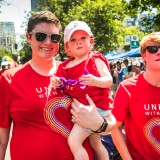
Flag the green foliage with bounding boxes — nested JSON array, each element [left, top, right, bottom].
[[19, 34, 32, 64], [37, 0, 129, 55], [120, 25, 145, 51], [126, 0, 160, 31], [19, 0, 147, 61], [0, 49, 15, 64]]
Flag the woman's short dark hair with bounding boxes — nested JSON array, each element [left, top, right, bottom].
[[27, 11, 62, 33]]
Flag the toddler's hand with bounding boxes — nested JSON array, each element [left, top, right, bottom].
[[79, 74, 98, 86], [51, 76, 62, 89]]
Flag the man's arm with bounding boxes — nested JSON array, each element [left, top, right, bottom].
[[111, 121, 133, 160], [0, 127, 10, 160]]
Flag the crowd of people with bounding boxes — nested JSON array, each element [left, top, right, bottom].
[[110, 58, 146, 98], [0, 62, 18, 76], [0, 10, 159, 160]]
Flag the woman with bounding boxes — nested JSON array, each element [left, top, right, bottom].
[[0, 11, 115, 160]]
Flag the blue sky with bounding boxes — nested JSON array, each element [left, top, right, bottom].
[[0, 0, 31, 36]]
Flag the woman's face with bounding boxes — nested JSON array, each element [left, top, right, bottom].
[[26, 22, 60, 60]]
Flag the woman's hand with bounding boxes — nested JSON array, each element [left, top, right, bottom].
[[71, 94, 103, 131], [71, 94, 116, 134]]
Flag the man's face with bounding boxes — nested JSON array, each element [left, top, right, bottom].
[[142, 41, 160, 72]]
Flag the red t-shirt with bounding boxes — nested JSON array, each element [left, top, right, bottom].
[[112, 73, 160, 160], [0, 69, 4, 76], [0, 63, 94, 160], [56, 51, 113, 110]]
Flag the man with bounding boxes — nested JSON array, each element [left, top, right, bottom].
[[111, 32, 160, 160]]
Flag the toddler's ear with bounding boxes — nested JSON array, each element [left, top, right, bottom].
[[64, 44, 72, 56], [90, 37, 94, 44]]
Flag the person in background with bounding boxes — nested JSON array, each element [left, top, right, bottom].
[[110, 62, 118, 98], [140, 60, 146, 71], [0, 11, 116, 160], [115, 61, 123, 85], [122, 58, 129, 80], [111, 32, 160, 160], [7, 63, 12, 69], [0, 65, 7, 76], [52, 20, 114, 160], [131, 60, 142, 76]]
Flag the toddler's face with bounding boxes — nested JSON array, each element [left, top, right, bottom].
[[66, 30, 94, 59]]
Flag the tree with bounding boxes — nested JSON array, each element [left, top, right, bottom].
[[126, 0, 160, 31], [37, 0, 128, 55], [19, 0, 145, 62], [19, 34, 32, 64], [0, 49, 15, 64], [122, 25, 145, 51]]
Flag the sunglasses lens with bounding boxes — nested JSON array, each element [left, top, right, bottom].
[[35, 32, 47, 42], [147, 46, 158, 54], [51, 34, 61, 43]]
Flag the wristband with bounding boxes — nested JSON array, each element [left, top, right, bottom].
[[91, 117, 108, 133]]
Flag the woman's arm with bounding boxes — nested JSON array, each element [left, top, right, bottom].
[[71, 94, 116, 135], [0, 127, 10, 160]]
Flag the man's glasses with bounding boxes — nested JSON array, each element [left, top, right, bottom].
[[144, 46, 160, 54], [30, 32, 61, 43]]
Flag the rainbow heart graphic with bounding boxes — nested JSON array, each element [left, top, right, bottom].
[[44, 95, 73, 138], [143, 117, 160, 154]]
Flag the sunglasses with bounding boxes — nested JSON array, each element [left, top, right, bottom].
[[144, 46, 160, 54], [30, 32, 61, 43]]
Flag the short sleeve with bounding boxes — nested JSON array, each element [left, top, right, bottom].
[[0, 75, 12, 127], [112, 83, 131, 122]]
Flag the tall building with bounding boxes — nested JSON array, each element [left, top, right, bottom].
[[31, 0, 40, 12], [0, 21, 16, 53]]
